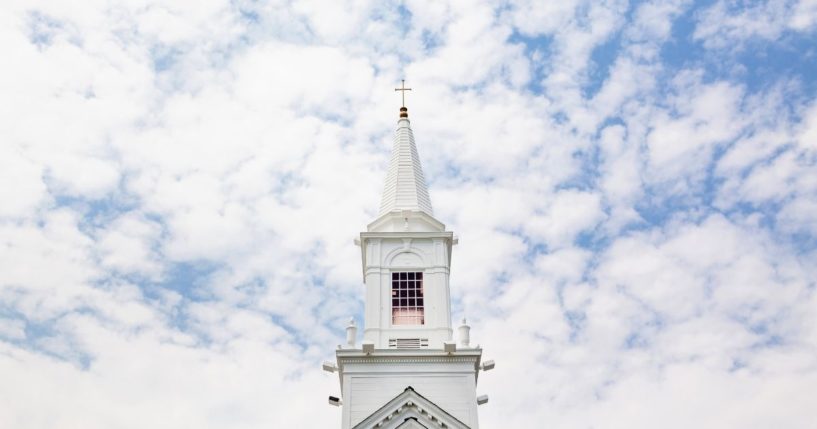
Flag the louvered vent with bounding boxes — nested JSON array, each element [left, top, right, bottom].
[[388, 338, 429, 349]]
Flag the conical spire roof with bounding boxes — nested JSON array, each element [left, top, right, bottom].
[[379, 108, 433, 217]]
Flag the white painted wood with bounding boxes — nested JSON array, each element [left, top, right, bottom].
[[350, 384, 474, 429], [379, 118, 433, 217], [337, 350, 482, 429], [360, 234, 454, 350], [333, 113, 486, 429]]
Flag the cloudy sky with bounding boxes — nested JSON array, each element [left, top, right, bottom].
[[2, 0, 817, 427]]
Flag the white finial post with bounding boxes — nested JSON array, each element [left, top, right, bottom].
[[458, 318, 471, 348], [346, 318, 357, 348]]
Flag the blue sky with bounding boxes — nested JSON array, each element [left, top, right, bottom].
[[1, 0, 817, 427]]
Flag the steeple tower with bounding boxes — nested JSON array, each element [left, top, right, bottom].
[[328, 84, 491, 429]]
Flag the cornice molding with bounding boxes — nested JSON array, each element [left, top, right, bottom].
[[339, 356, 479, 365]]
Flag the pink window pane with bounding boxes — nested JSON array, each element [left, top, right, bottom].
[[391, 272, 424, 325]]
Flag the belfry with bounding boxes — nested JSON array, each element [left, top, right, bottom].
[[326, 83, 492, 429]]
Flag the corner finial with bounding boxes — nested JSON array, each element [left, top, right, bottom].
[[394, 79, 412, 118], [346, 318, 357, 348], [458, 318, 471, 348]]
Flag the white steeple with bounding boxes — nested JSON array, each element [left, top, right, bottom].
[[378, 108, 434, 217], [359, 109, 453, 349], [331, 87, 489, 429]]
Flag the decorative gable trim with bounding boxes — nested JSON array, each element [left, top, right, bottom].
[[395, 417, 429, 428], [352, 386, 471, 429]]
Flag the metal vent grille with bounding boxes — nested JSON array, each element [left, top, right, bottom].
[[388, 338, 429, 349]]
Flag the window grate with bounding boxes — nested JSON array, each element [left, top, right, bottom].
[[388, 338, 429, 349], [391, 271, 424, 325]]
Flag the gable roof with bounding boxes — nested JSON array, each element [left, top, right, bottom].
[[353, 386, 471, 429]]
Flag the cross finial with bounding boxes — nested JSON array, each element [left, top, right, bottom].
[[394, 79, 411, 108]]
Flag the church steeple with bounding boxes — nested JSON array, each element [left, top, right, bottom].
[[378, 112, 434, 217], [330, 85, 489, 429]]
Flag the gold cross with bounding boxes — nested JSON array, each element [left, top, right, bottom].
[[394, 79, 412, 107]]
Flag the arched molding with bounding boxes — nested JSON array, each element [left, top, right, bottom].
[[384, 246, 430, 268]]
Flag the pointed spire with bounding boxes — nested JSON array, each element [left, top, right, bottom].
[[378, 108, 433, 217]]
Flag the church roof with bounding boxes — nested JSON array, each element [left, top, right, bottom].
[[352, 386, 471, 429], [379, 110, 434, 217]]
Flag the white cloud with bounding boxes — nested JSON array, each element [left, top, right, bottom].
[[232, 42, 376, 116], [695, 0, 817, 48], [0, 209, 98, 320], [95, 212, 163, 277], [0, 318, 26, 340], [598, 124, 644, 226], [0, 150, 48, 218], [797, 99, 817, 151], [646, 76, 745, 186], [526, 189, 605, 249], [777, 197, 817, 235], [791, 0, 817, 30]]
